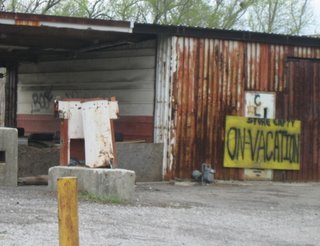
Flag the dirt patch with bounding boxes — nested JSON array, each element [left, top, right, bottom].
[[18, 145, 60, 177]]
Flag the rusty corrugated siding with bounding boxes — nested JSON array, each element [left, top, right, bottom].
[[154, 36, 176, 179], [171, 38, 245, 180], [167, 36, 320, 181], [274, 58, 320, 181]]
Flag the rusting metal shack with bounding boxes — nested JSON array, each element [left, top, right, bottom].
[[144, 26, 320, 182], [1, 12, 320, 181]]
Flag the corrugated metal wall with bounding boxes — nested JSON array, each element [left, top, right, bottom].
[[17, 40, 156, 141], [154, 36, 176, 179], [274, 58, 320, 181], [156, 36, 320, 181]]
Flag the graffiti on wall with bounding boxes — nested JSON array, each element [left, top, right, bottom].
[[31, 87, 53, 113], [224, 116, 301, 170], [29, 88, 109, 114]]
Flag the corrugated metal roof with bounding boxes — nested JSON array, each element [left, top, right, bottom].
[[0, 12, 132, 29], [0, 11, 319, 65], [0, 12, 155, 65], [134, 23, 320, 48]]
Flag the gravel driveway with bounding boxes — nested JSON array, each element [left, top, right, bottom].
[[0, 181, 319, 246]]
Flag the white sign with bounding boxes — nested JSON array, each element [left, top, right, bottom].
[[245, 92, 275, 119]]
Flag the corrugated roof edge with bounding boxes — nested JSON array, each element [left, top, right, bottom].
[[0, 11, 319, 48], [134, 23, 320, 48], [0, 11, 131, 27]]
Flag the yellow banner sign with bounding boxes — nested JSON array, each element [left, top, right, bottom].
[[224, 116, 301, 170]]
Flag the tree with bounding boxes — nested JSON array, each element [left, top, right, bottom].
[[107, 0, 143, 21], [202, 0, 253, 29], [131, 0, 253, 29], [73, 0, 107, 19], [51, 0, 143, 20], [246, 0, 313, 35], [0, 0, 315, 35], [3, 0, 64, 14], [138, 0, 197, 25], [50, 0, 87, 17]]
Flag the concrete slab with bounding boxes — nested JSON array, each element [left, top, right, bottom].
[[48, 166, 135, 201], [0, 127, 18, 186], [117, 143, 163, 182]]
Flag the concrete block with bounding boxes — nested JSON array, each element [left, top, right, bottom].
[[48, 166, 135, 201], [0, 127, 18, 186], [117, 143, 163, 182]]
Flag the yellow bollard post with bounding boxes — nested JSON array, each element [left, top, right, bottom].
[[57, 177, 79, 246]]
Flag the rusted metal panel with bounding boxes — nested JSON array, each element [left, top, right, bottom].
[[0, 11, 132, 33], [15, 19, 40, 27], [162, 36, 320, 181], [59, 119, 68, 166], [168, 37, 246, 180], [274, 59, 320, 182]]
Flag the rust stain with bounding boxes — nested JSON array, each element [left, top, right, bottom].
[[274, 58, 320, 181], [15, 19, 40, 27], [168, 36, 320, 181], [59, 119, 69, 166]]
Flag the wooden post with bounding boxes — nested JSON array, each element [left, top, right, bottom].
[[110, 96, 118, 168], [0, 68, 5, 127], [110, 119, 118, 168], [59, 119, 69, 166], [57, 177, 79, 246]]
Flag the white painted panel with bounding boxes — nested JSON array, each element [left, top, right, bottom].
[[18, 69, 155, 84], [154, 36, 176, 178], [245, 92, 276, 119], [82, 101, 115, 167], [18, 89, 153, 104], [18, 81, 154, 91], [244, 91, 276, 180], [19, 56, 156, 73], [118, 103, 153, 116], [58, 101, 84, 138], [18, 40, 156, 116], [17, 87, 154, 115], [58, 100, 119, 140], [17, 100, 152, 116], [62, 48, 155, 59]]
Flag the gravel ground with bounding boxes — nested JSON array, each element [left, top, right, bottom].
[[0, 181, 320, 246]]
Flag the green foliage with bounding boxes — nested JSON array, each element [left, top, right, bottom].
[[3, 0, 64, 14], [51, 0, 88, 17], [0, 0, 316, 35], [78, 191, 126, 205], [246, 0, 313, 34]]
